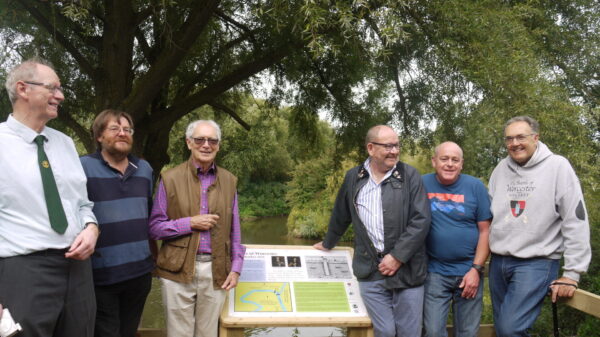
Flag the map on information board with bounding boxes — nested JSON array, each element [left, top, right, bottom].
[[228, 247, 368, 317], [235, 282, 292, 312]]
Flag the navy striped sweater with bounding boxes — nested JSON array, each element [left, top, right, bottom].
[[80, 152, 154, 285]]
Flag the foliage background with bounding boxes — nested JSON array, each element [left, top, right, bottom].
[[1, 0, 599, 334]]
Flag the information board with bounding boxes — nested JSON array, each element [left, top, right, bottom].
[[227, 245, 369, 318]]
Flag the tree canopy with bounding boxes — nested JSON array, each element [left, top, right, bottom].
[[0, 0, 598, 176], [2, 1, 600, 333]]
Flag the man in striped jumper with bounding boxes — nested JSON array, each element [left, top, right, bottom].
[[80, 109, 156, 337]]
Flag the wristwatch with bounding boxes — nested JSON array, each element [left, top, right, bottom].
[[472, 263, 485, 275]]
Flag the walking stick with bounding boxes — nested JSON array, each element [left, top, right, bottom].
[[552, 300, 559, 337]]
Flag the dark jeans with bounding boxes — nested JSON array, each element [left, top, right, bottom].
[[0, 250, 96, 337], [94, 272, 152, 337]]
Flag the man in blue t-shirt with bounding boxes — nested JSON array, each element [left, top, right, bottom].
[[422, 142, 492, 337]]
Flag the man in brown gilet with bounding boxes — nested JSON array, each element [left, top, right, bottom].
[[149, 120, 245, 337]]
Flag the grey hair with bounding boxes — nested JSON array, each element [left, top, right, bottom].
[[5, 57, 55, 105], [504, 116, 540, 134], [185, 120, 222, 141]]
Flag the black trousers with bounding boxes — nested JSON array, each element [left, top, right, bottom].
[[0, 249, 96, 337], [94, 272, 152, 337]]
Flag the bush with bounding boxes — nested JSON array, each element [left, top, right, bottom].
[[238, 181, 289, 219], [286, 154, 357, 241]]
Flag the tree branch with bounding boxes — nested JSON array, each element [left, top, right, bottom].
[[215, 9, 257, 44], [17, 0, 97, 80], [309, 55, 354, 114], [123, 0, 222, 118], [150, 45, 292, 128], [175, 30, 260, 101], [135, 5, 154, 26], [51, 2, 103, 49], [135, 28, 153, 63], [364, 13, 410, 132], [55, 107, 94, 153], [208, 101, 251, 130]]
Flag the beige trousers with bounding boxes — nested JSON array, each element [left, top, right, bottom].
[[161, 260, 227, 337]]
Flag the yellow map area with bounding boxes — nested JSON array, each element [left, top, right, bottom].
[[234, 282, 293, 312]]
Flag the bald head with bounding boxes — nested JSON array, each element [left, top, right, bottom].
[[432, 141, 464, 185], [365, 125, 396, 146], [434, 141, 463, 159]]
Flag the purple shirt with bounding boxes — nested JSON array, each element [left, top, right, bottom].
[[148, 164, 245, 274]]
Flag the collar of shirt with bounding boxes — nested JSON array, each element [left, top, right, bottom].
[[194, 162, 216, 176], [362, 158, 394, 185], [7, 114, 48, 143], [91, 150, 139, 177]]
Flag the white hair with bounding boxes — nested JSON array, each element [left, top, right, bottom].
[[185, 120, 221, 140], [5, 57, 54, 105]]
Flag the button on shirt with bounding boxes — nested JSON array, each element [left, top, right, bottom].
[[148, 163, 244, 274], [0, 115, 97, 257], [355, 158, 394, 253]]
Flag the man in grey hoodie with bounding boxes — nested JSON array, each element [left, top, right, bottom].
[[488, 116, 591, 337]]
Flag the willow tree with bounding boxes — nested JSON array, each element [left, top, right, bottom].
[[1, 0, 301, 170], [1, 0, 596, 175]]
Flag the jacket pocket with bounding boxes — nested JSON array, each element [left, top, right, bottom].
[[156, 236, 190, 272], [352, 248, 376, 279], [395, 250, 428, 287]]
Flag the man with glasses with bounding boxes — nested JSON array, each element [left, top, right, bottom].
[[0, 58, 99, 336], [314, 125, 430, 337], [422, 142, 491, 337], [488, 116, 591, 337], [149, 120, 245, 337], [80, 109, 155, 337]]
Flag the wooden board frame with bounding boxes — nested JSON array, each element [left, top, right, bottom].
[[219, 244, 374, 337]]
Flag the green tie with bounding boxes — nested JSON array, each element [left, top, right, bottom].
[[34, 135, 68, 234]]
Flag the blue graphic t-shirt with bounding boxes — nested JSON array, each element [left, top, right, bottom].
[[423, 173, 492, 276]]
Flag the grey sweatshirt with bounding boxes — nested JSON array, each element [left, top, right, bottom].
[[488, 141, 591, 281]]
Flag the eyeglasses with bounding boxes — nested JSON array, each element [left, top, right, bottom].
[[191, 137, 219, 146], [24, 81, 64, 95], [106, 126, 134, 135], [371, 142, 400, 152], [504, 134, 535, 144]]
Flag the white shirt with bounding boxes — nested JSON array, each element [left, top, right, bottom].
[[356, 158, 393, 252], [0, 115, 97, 257]]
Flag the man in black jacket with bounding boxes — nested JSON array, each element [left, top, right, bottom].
[[314, 125, 431, 337]]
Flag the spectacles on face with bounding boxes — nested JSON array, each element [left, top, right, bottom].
[[504, 133, 535, 144], [24, 81, 64, 95], [371, 142, 400, 152], [191, 137, 219, 146], [106, 126, 134, 135]]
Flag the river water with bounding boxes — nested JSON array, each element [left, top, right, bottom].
[[141, 215, 351, 337]]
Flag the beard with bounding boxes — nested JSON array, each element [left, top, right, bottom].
[[103, 141, 131, 159]]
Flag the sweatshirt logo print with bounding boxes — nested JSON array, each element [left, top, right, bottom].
[[510, 200, 526, 217]]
